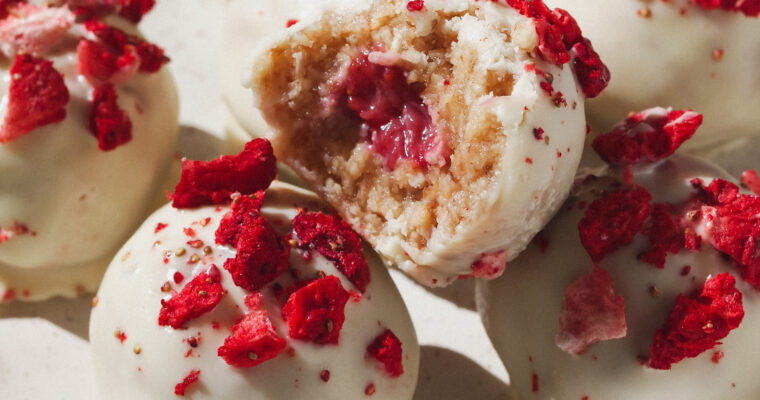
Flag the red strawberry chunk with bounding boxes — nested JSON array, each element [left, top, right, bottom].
[[0, 0, 25, 21], [692, 0, 760, 17], [174, 370, 200, 396], [78, 20, 167, 85], [1, 54, 69, 143], [158, 265, 224, 329], [0, 4, 73, 58], [640, 203, 686, 269], [578, 187, 653, 262], [592, 108, 703, 166], [282, 276, 350, 345], [88, 84, 132, 151], [293, 211, 370, 292], [366, 329, 405, 377], [648, 273, 744, 369], [215, 192, 265, 246], [741, 170, 760, 196], [555, 265, 626, 355], [505, 0, 609, 97], [688, 179, 760, 288], [62, 0, 155, 23], [171, 138, 277, 209], [222, 215, 290, 292], [218, 293, 287, 368]]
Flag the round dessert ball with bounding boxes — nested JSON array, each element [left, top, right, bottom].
[[477, 154, 760, 399], [247, 0, 609, 286], [0, 3, 178, 301], [551, 0, 760, 150], [90, 181, 420, 399]]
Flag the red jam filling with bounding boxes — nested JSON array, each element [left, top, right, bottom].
[[342, 51, 448, 170]]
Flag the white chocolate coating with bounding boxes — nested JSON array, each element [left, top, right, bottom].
[[551, 0, 760, 150], [477, 155, 760, 399], [0, 17, 179, 301], [90, 182, 419, 400], [247, 0, 588, 286]]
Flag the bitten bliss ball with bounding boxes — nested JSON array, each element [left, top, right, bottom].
[[0, 1, 178, 301], [90, 143, 419, 399], [476, 109, 760, 399], [247, 0, 609, 286], [552, 0, 760, 150]]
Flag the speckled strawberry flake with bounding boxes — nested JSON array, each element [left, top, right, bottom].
[[282, 276, 350, 345]]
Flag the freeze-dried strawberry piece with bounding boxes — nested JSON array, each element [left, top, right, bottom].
[[0, 4, 73, 58], [688, 179, 760, 288], [366, 329, 405, 377], [222, 215, 290, 292], [578, 187, 653, 262], [592, 108, 702, 166], [640, 203, 685, 269], [158, 265, 224, 329], [171, 138, 277, 209], [741, 170, 760, 196], [469, 250, 508, 279], [505, 0, 609, 98], [88, 84, 132, 151], [1, 54, 69, 143], [118, 0, 154, 23], [691, 0, 760, 17], [78, 20, 167, 85], [555, 265, 626, 355], [0, 0, 25, 21], [62, 0, 155, 23], [215, 192, 265, 246], [648, 273, 744, 369], [174, 370, 200, 396], [218, 293, 286, 368], [282, 276, 350, 345], [293, 211, 370, 292]]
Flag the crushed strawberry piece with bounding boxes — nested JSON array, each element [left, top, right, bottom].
[[88, 84, 132, 151], [218, 293, 287, 368], [222, 215, 290, 292], [469, 250, 508, 279], [555, 265, 626, 355], [648, 273, 744, 369], [171, 139, 277, 208], [592, 108, 703, 166], [505, 0, 609, 97], [0, 0, 25, 21], [292, 211, 370, 292], [282, 276, 350, 345], [215, 192, 265, 246], [407, 0, 424, 11], [640, 203, 685, 269], [154, 222, 168, 233], [1, 54, 69, 143], [78, 20, 167, 85], [578, 187, 653, 262], [0, 5, 73, 58], [158, 265, 224, 329], [341, 51, 448, 170], [691, 0, 760, 17], [741, 170, 760, 195], [174, 370, 200, 396], [688, 179, 760, 288], [63, 0, 155, 23], [366, 329, 405, 377]]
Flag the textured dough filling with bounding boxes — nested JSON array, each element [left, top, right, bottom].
[[255, 2, 517, 255]]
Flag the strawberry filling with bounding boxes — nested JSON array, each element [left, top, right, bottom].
[[341, 51, 448, 170]]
